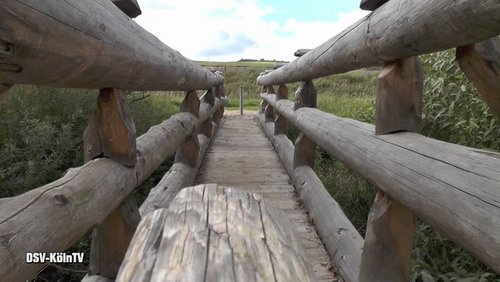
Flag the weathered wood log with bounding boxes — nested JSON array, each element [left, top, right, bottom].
[[360, 56, 420, 281], [111, 0, 141, 18], [89, 195, 141, 278], [83, 88, 140, 279], [117, 185, 316, 282], [84, 88, 136, 166], [294, 166, 364, 282], [294, 80, 317, 168], [257, 0, 500, 85], [457, 36, 500, 117], [140, 92, 217, 215], [359, 192, 415, 282], [174, 91, 201, 167], [258, 112, 294, 177], [261, 93, 500, 273], [0, 0, 223, 90], [294, 80, 316, 110], [212, 84, 226, 123], [360, 0, 389, 11], [375, 57, 423, 135], [0, 101, 225, 281], [294, 133, 316, 168], [274, 84, 289, 135], [258, 111, 364, 282]]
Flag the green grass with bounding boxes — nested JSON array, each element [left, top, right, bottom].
[[196, 60, 277, 68]]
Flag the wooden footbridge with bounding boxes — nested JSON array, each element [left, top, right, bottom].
[[0, 0, 499, 281]]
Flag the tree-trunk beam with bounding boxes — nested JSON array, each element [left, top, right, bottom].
[[257, 0, 500, 85], [0, 0, 223, 90]]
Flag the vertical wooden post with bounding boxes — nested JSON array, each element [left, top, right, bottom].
[[293, 80, 317, 169], [84, 88, 141, 279], [265, 85, 276, 122], [274, 84, 289, 135], [212, 84, 224, 124], [359, 57, 421, 282], [175, 90, 201, 168], [375, 57, 423, 135], [239, 86, 243, 116], [200, 89, 215, 138], [259, 85, 267, 114], [456, 36, 500, 118]]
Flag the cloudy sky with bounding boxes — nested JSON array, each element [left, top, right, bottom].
[[135, 0, 369, 62]]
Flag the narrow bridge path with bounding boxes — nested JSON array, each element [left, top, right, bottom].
[[196, 114, 338, 281]]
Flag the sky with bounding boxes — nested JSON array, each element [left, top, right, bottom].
[[134, 0, 370, 62]]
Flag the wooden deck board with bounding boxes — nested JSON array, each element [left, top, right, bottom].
[[195, 114, 338, 282]]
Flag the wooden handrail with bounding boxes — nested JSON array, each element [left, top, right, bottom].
[[0, 0, 223, 90], [257, 0, 500, 85], [0, 91, 226, 281], [260, 92, 500, 274]]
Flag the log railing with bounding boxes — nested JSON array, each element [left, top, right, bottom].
[[0, 1, 227, 281], [256, 0, 500, 281]]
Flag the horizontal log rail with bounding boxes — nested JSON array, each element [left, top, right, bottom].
[[0, 0, 223, 90], [257, 0, 500, 85], [260, 92, 500, 275], [0, 91, 227, 281]]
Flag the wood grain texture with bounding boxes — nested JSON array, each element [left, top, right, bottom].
[[375, 57, 423, 135], [84, 88, 136, 166], [261, 93, 500, 272], [139, 96, 224, 216], [294, 166, 364, 282], [274, 84, 289, 135], [293, 80, 317, 168], [457, 36, 500, 117], [257, 0, 500, 85], [117, 185, 316, 282], [258, 112, 363, 282], [359, 191, 415, 282], [139, 133, 212, 216], [196, 115, 338, 281], [361, 58, 420, 280], [0, 0, 223, 90], [0, 101, 225, 281], [294, 80, 317, 110], [258, 113, 294, 177], [89, 195, 141, 278]]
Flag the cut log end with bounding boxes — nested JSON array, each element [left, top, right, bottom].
[[117, 185, 316, 282]]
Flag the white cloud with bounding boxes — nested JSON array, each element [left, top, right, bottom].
[[134, 1, 369, 62]]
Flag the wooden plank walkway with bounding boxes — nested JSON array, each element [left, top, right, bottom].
[[196, 113, 338, 281]]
